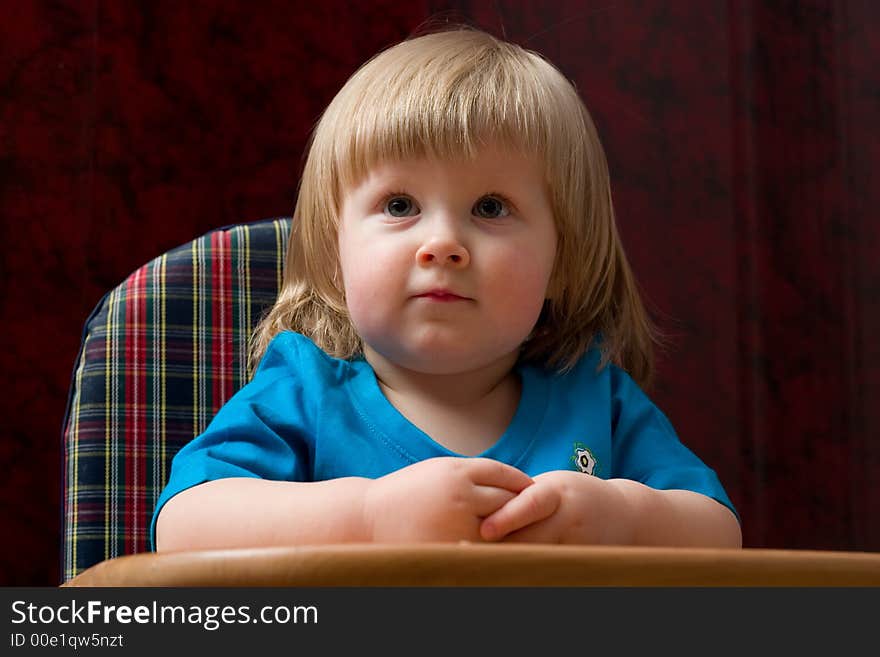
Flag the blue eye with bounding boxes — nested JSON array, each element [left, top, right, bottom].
[[473, 196, 509, 219], [384, 196, 418, 217]]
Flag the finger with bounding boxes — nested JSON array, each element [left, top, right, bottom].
[[494, 518, 559, 544], [465, 457, 533, 493], [470, 485, 518, 517], [480, 485, 559, 541]]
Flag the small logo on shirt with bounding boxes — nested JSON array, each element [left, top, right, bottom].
[[571, 443, 599, 476]]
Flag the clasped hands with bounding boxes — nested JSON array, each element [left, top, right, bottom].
[[363, 456, 635, 545]]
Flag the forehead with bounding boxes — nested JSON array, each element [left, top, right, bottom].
[[342, 142, 548, 193], [372, 144, 544, 184], [343, 144, 549, 197]]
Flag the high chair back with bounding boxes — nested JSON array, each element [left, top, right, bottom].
[[61, 217, 291, 582]]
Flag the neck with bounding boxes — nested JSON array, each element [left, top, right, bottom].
[[363, 346, 520, 409]]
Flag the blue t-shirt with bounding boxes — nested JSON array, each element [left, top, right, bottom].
[[150, 331, 736, 548]]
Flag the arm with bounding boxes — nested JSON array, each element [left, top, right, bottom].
[[156, 457, 533, 552], [611, 478, 742, 547], [479, 470, 742, 548], [155, 477, 373, 552]]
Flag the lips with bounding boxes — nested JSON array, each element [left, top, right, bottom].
[[415, 289, 470, 302]]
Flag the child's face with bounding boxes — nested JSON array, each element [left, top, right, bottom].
[[337, 144, 557, 375]]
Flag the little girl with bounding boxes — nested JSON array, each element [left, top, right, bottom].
[[153, 28, 741, 550]]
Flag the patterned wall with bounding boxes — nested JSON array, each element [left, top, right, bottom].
[[1, 0, 877, 584]]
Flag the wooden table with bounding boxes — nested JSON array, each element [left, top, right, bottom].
[[64, 543, 880, 586]]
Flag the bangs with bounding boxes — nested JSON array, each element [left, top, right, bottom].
[[315, 30, 577, 198]]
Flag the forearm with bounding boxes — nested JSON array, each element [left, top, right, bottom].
[[609, 479, 742, 548], [155, 477, 373, 552]]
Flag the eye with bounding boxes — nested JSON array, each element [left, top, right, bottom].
[[472, 195, 510, 219], [383, 195, 419, 218]]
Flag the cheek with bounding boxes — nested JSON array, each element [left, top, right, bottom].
[[506, 272, 551, 325], [491, 244, 555, 312], [493, 246, 553, 340], [339, 244, 403, 332], [479, 262, 551, 344]]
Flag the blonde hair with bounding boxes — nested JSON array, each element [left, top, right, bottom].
[[250, 27, 660, 387]]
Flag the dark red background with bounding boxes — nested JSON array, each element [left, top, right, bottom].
[[2, 0, 877, 585]]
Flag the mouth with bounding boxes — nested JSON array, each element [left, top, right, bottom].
[[414, 289, 471, 302]]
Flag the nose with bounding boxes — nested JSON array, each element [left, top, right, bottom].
[[416, 235, 470, 268]]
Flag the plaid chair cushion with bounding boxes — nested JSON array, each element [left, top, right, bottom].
[[61, 217, 291, 581]]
